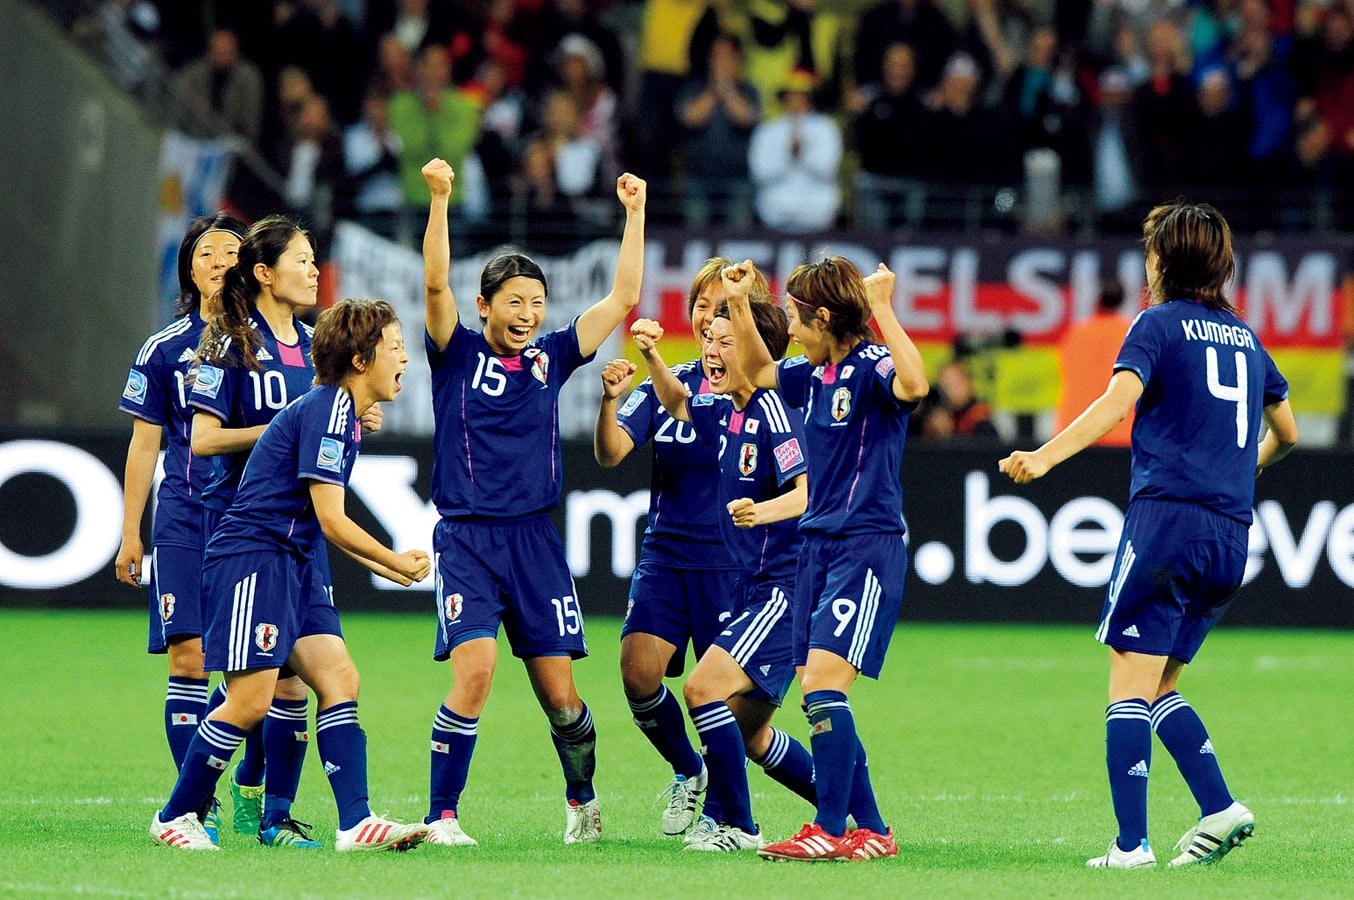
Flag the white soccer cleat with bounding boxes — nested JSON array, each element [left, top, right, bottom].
[[659, 769, 707, 836], [682, 823, 765, 852], [684, 813, 719, 846], [563, 798, 602, 844], [425, 813, 478, 847], [151, 811, 220, 851], [1170, 802, 1255, 867], [1086, 838, 1156, 869], [334, 815, 429, 852]]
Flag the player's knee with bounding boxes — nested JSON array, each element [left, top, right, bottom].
[[545, 704, 583, 728], [681, 677, 717, 710], [453, 657, 496, 702], [620, 657, 662, 699], [166, 640, 206, 680], [274, 674, 309, 702], [313, 661, 360, 707]]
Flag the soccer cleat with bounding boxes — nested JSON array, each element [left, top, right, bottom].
[[757, 822, 853, 861], [229, 765, 264, 835], [151, 811, 220, 851], [659, 770, 707, 836], [334, 815, 429, 852], [1169, 802, 1255, 867], [682, 823, 765, 852], [1086, 838, 1157, 869], [200, 797, 222, 845], [425, 813, 478, 847], [258, 817, 322, 849], [563, 798, 602, 844], [683, 814, 719, 846], [846, 826, 898, 861]]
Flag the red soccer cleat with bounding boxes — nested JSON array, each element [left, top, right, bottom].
[[757, 822, 853, 861], [846, 826, 898, 861]]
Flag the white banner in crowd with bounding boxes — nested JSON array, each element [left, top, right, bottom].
[[156, 130, 233, 318]]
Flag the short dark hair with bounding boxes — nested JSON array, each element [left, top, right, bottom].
[[785, 256, 874, 348], [714, 294, 790, 360], [481, 250, 547, 304], [1141, 201, 1236, 313], [311, 299, 398, 387], [174, 213, 248, 318]]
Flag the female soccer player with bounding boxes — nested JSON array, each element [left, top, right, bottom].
[[632, 281, 814, 853], [1000, 201, 1298, 869], [151, 298, 432, 852], [116, 213, 245, 785], [593, 258, 770, 838], [188, 216, 337, 847], [419, 157, 645, 846], [726, 257, 929, 862]]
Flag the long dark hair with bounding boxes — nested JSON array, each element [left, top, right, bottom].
[[172, 213, 248, 318], [1142, 201, 1237, 313], [198, 215, 309, 371], [785, 256, 875, 348]]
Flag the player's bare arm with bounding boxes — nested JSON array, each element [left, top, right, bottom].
[[422, 158, 459, 352], [999, 370, 1144, 484], [190, 412, 267, 457], [595, 358, 638, 467], [1256, 398, 1299, 475], [864, 263, 929, 403], [723, 260, 778, 389], [335, 544, 417, 588], [576, 174, 647, 357], [633, 319, 690, 421], [727, 473, 808, 529], [115, 417, 161, 586], [310, 481, 430, 584]]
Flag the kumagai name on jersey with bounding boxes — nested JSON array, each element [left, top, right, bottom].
[[616, 361, 735, 569], [426, 319, 593, 519], [206, 385, 362, 560], [1115, 300, 1288, 523], [686, 388, 807, 584], [776, 342, 918, 537], [119, 311, 210, 548], [189, 315, 316, 512]]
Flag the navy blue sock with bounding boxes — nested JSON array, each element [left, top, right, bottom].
[[164, 676, 209, 770], [261, 698, 309, 830], [690, 701, 754, 832], [428, 705, 478, 821], [161, 719, 246, 821], [699, 744, 724, 824], [1106, 699, 1152, 852], [628, 686, 703, 778], [749, 727, 816, 807], [1151, 692, 1233, 817], [549, 704, 597, 804], [847, 737, 887, 834], [210, 684, 264, 786], [805, 690, 856, 837], [316, 702, 370, 831]]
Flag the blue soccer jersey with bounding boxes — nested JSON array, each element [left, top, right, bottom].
[[118, 311, 211, 548], [206, 385, 362, 560], [190, 316, 316, 513], [687, 388, 807, 584], [1114, 301, 1289, 523], [776, 343, 917, 536], [426, 319, 593, 518], [616, 362, 735, 569]]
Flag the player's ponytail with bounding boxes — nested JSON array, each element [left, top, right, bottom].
[[785, 257, 874, 350]]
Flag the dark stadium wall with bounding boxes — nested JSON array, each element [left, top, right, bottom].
[[0, 3, 162, 428], [2, 432, 1351, 629]]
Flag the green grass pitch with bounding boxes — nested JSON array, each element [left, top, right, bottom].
[[1, 610, 1350, 898]]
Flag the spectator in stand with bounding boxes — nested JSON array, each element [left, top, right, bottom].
[[926, 53, 1016, 187], [1089, 67, 1142, 225], [1132, 19, 1196, 190], [920, 359, 999, 440], [852, 42, 932, 231], [855, 0, 959, 92], [342, 87, 404, 236], [1302, 7, 1354, 182], [389, 45, 482, 211], [1187, 0, 1242, 77], [1231, 17, 1298, 189], [373, 33, 418, 94], [745, 0, 848, 116], [554, 34, 621, 183], [1003, 26, 1064, 157], [272, 0, 366, 126], [1183, 68, 1250, 188], [748, 68, 843, 233], [515, 89, 605, 246], [464, 58, 528, 213], [478, 0, 533, 89], [954, 0, 1022, 89], [171, 28, 265, 144], [675, 33, 762, 230], [1056, 276, 1134, 446], [281, 95, 345, 252], [536, 0, 628, 97], [276, 66, 319, 149]]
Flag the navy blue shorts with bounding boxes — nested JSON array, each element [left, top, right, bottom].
[[147, 543, 205, 653], [621, 558, 737, 672], [1096, 498, 1247, 662], [432, 515, 588, 661], [712, 577, 797, 705], [794, 533, 907, 679], [201, 549, 342, 673]]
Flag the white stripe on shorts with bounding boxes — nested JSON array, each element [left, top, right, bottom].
[[1096, 540, 1136, 643], [729, 588, 788, 667], [847, 569, 881, 669], [228, 572, 257, 671]]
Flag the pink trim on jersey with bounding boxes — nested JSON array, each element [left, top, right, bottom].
[[845, 417, 868, 513], [727, 410, 745, 434], [551, 402, 558, 483], [277, 342, 306, 367], [461, 380, 473, 483], [698, 377, 710, 393], [180, 420, 194, 495], [758, 527, 770, 573], [498, 355, 524, 371], [820, 362, 838, 385]]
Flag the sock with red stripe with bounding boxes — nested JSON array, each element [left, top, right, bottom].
[[316, 701, 370, 831], [261, 698, 309, 830], [164, 676, 209, 770], [161, 718, 246, 821], [428, 705, 477, 822]]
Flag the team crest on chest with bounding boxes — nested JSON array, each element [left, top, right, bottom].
[[739, 443, 758, 475], [831, 387, 852, 421], [254, 623, 278, 652], [445, 592, 464, 623], [159, 593, 176, 621], [524, 347, 549, 385]]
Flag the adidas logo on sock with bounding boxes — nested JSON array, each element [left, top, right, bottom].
[[323, 761, 341, 776], [1122, 625, 1141, 637], [1200, 739, 1215, 755], [1128, 759, 1149, 777]]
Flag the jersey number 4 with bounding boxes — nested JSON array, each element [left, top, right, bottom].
[[1205, 346, 1248, 449]]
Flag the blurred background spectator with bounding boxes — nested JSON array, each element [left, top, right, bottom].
[[917, 359, 1000, 439], [1056, 277, 1135, 447], [749, 67, 842, 232]]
